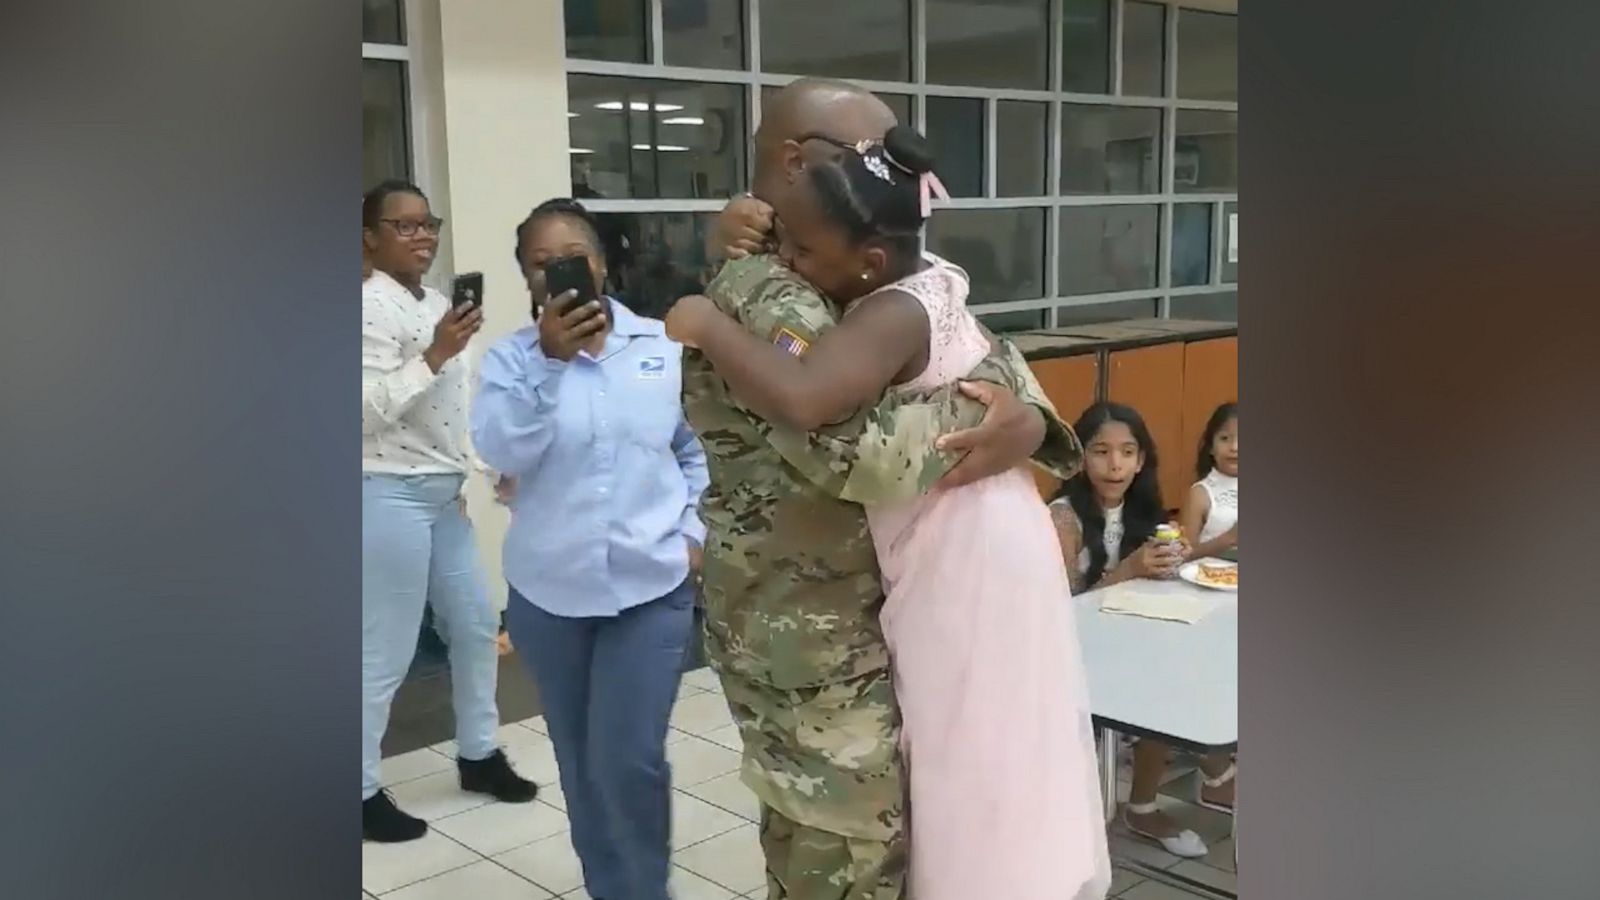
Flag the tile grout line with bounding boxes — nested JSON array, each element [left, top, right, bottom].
[[482, 851, 563, 897], [369, 830, 486, 896], [677, 782, 758, 825]]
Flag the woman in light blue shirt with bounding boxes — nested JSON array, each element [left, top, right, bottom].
[[471, 198, 707, 900]]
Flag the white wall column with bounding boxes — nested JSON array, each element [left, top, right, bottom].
[[436, 0, 571, 608]]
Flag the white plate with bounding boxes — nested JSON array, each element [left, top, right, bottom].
[[1179, 559, 1237, 592]]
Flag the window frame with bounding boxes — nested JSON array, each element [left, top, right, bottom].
[[565, 0, 1237, 327], [364, 2, 452, 288], [362, 4, 437, 198]]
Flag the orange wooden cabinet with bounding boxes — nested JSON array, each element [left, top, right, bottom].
[[1018, 321, 1236, 505], [1180, 337, 1239, 486], [1105, 343, 1188, 509], [1026, 353, 1099, 497]]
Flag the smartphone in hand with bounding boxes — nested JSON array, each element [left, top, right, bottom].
[[541, 255, 599, 319], [451, 271, 484, 310]]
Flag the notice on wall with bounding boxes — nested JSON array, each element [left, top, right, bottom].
[[1227, 212, 1238, 264]]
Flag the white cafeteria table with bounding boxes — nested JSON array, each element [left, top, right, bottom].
[[1076, 575, 1238, 899]]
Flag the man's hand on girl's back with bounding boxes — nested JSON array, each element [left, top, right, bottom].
[[933, 381, 1045, 489]]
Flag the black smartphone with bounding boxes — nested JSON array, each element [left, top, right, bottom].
[[542, 254, 599, 317], [450, 271, 484, 310]]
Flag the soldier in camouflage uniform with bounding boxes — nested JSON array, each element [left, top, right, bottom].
[[679, 80, 1080, 900]]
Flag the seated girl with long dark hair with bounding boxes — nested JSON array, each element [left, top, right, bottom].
[[1049, 402, 1222, 858]]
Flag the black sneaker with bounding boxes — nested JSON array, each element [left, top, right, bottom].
[[458, 749, 538, 803], [363, 791, 427, 843]]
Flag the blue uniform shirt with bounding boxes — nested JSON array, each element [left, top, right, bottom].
[[471, 300, 708, 617]]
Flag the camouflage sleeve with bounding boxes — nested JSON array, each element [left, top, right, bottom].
[[965, 330, 1084, 483], [704, 255, 986, 505]]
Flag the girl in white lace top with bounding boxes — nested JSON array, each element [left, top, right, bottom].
[[1180, 402, 1239, 559]]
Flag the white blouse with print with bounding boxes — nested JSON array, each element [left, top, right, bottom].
[[361, 270, 476, 479]]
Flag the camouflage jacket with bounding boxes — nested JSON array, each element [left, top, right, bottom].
[[682, 255, 1081, 690]]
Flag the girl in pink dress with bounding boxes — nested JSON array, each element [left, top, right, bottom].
[[666, 126, 1109, 900]]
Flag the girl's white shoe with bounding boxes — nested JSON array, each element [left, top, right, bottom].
[[1122, 801, 1210, 858]]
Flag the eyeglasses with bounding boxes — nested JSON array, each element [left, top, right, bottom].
[[379, 217, 445, 237]]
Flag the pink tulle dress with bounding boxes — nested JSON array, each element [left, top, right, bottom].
[[860, 255, 1110, 900]]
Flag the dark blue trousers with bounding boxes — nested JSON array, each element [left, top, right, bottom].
[[504, 581, 695, 900]]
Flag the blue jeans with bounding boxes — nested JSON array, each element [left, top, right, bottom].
[[362, 473, 500, 800], [505, 581, 695, 900]]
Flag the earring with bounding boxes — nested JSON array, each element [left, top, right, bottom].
[[860, 272, 870, 281]]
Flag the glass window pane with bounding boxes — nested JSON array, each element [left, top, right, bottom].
[[1171, 203, 1212, 287], [997, 101, 1047, 198], [1222, 201, 1238, 282], [927, 0, 1048, 90], [1177, 10, 1237, 102], [592, 212, 719, 319], [760, 0, 911, 81], [362, 59, 410, 190], [928, 208, 1047, 303], [1059, 205, 1158, 296], [1121, 1, 1166, 97], [362, 0, 405, 44], [568, 76, 747, 200], [1056, 299, 1158, 327], [664, 0, 745, 70], [878, 94, 912, 125], [1170, 290, 1236, 323], [1175, 110, 1237, 193], [926, 97, 985, 198], [1060, 105, 1160, 194], [566, 0, 649, 63], [977, 309, 1047, 334], [1061, 0, 1111, 94]]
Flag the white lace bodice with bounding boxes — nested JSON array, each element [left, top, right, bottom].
[[1197, 469, 1238, 544]]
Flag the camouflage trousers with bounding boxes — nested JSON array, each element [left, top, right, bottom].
[[717, 667, 908, 900], [758, 801, 906, 900]]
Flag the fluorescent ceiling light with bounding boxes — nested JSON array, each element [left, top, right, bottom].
[[660, 116, 705, 125], [595, 101, 685, 112], [631, 144, 691, 152], [569, 148, 594, 155], [567, 111, 579, 118]]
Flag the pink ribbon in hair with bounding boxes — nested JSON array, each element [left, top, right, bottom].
[[920, 171, 950, 218]]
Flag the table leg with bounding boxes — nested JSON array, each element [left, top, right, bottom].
[[1097, 725, 1119, 823]]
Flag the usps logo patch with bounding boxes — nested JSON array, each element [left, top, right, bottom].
[[773, 327, 810, 357], [638, 356, 666, 379]]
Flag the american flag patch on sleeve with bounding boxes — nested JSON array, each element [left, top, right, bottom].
[[772, 327, 810, 357]]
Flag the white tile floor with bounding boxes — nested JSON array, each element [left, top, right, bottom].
[[364, 675, 768, 898], [364, 671, 1234, 898]]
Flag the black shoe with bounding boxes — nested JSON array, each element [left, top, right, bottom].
[[458, 748, 538, 803], [363, 791, 428, 843]]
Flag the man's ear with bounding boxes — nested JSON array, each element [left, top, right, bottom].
[[780, 139, 805, 183], [362, 228, 378, 253]]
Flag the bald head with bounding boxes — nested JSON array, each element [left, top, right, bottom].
[[750, 79, 899, 203], [761, 78, 898, 145]]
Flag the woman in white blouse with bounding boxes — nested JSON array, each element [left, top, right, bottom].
[[359, 180, 536, 843]]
